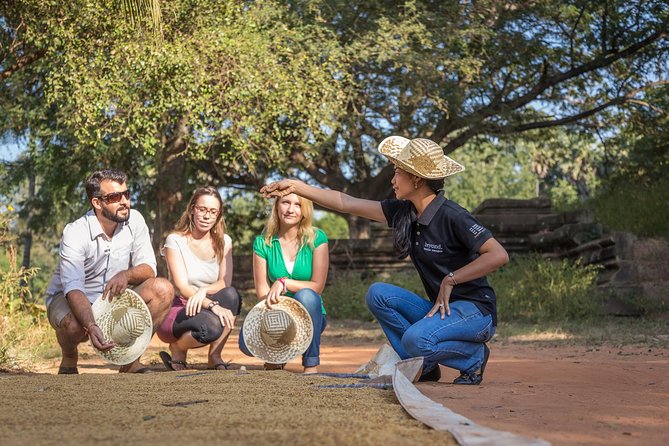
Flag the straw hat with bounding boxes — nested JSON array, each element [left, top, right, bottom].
[[91, 289, 153, 365], [378, 136, 464, 179], [243, 297, 313, 364]]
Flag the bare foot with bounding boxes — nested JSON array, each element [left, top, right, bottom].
[[303, 366, 318, 374]]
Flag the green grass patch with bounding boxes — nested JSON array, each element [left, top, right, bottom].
[[490, 253, 605, 323], [323, 269, 424, 321]]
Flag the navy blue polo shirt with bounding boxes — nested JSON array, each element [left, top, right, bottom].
[[381, 191, 497, 326]]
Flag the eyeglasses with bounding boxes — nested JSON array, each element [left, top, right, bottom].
[[98, 190, 130, 204], [193, 205, 220, 217]]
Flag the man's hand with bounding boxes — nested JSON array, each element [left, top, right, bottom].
[[103, 270, 129, 302], [86, 323, 116, 351]]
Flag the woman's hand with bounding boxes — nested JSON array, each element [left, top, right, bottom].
[[264, 280, 284, 309], [186, 288, 208, 317], [211, 305, 234, 329], [261, 180, 297, 198], [426, 278, 454, 319]]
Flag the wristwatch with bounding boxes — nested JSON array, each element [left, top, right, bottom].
[[206, 301, 220, 311]]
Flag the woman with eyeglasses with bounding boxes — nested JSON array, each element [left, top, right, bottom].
[[238, 193, 329, 374], [156, 187, 242, 371]]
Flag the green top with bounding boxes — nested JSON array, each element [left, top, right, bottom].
[[253, 228, 328, 314]]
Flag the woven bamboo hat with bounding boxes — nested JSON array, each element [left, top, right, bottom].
[[378, 136, 464, 179], [91, 289, 153, 365], [243, 297, 313, 364]]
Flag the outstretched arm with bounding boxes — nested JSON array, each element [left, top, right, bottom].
[[261, 179, 387, 224]]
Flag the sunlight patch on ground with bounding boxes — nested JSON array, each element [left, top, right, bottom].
[[507, 331, 576, 342]]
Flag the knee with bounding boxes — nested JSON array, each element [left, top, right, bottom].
[[214, 287, 242, 315], [151, 278, 174, 305], [365, 282, 388, 311], [292, 289, 321, 310], [401, 326, 428, 357], [57, 314, 85, 342], [192, 314, 224, 344]]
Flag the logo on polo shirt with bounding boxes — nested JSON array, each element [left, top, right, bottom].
[[468, 223, 486, 238], [423, 242, 443, 253]]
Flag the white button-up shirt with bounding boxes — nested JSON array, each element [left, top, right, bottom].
[[46, 209, 157, 304]]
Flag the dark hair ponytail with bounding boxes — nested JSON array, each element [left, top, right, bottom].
[[392, 207, 412, 259], [391, 178, 444, 259]]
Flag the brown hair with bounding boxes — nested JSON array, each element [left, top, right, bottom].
[[173, 186, 227, 260]]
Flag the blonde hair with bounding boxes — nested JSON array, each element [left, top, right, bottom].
[[263, 194, 316, 247], [173, 186, 227, 260]]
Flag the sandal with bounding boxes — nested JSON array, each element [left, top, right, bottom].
[[208, 362, 231, 371], [159, 351, 189, 372]]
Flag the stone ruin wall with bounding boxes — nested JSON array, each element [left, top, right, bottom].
[[232, 197, 669, 315]]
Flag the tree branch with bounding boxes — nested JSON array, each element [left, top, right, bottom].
[[0, 50, 45, 81], [433, 15, 669, 142]]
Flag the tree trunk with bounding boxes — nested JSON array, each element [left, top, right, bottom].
[[151, 118, 189, 277], [20, 169, 35, 288], [345, 214, 371, 239]]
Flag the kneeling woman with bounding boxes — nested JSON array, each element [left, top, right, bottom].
[[157, 187, 241, 371], [239, 193, 328, 374], [261, 136, 508, 384]]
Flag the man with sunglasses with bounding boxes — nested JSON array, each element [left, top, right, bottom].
[[45, 169, 173, 374]]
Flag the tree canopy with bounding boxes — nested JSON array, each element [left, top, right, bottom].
[[1, 0, 668, 247]]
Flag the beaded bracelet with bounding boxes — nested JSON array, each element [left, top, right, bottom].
[[277, 277, 287, 294]]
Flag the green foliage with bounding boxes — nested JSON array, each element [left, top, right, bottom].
[[323, 269, 424, 320], [0, 205, 55, 368], [592, 176, 669, 238], [490, 253, 604, 323], [589, 85, 669, 237], [314, 212, 349, 240], [223, 190, 268, 252], [444, 137, 537, 210], [2, 0, 350, 240]]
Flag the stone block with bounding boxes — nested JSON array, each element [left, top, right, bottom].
[[473, 197, 552, 215]]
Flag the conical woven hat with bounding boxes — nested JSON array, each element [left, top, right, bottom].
[[91, 289, 153, 365], [243, 297, 313, 364], [378, 136, 464, 179]]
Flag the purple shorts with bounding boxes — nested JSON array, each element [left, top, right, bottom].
[[156, 295, 187, 344]]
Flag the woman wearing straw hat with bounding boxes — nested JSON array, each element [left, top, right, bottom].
[[262, 136, 509, 385], [156, 187, 242, 371], [238, 193, 329, 374]]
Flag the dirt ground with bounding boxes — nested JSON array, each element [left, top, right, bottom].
[[3, 321, 668, 446]]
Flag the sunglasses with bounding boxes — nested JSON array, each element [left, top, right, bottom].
[[98, 190, 130, 204]]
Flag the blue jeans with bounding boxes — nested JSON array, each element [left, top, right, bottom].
[[366, 282, 494, 374], [239, 289, 327, 368]]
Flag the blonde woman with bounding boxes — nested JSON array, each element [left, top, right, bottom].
[[156, 187, 241, 371], [239, 193, 329, 374]]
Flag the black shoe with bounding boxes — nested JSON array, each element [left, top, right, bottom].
[[418, 365, 441, 382], [453, 344, 489, 385]]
